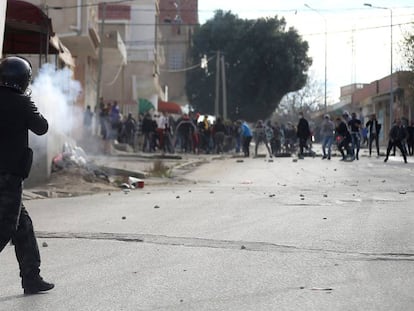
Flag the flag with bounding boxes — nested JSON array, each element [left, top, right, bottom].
[[138, 98, 154, 114]]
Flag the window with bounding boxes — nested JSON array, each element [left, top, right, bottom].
[[168, 50, 184, 70]]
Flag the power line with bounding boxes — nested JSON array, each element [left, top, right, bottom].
[[45, 2, 414, 13], [121, 20, 414, 45]]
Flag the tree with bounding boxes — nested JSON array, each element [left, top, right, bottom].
[[277, 71, 325, 117], [186, 11, 312, 121], [402, 32, 414, 71], [401, 31, 414, 116]]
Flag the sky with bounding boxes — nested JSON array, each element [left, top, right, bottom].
[[198, 0, 414, 104]]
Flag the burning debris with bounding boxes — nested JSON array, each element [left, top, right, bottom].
[[51, 142, 110, 183], [44, 142, 145, 197]]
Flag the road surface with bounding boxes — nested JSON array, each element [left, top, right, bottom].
[[0, 152, 413, 310]]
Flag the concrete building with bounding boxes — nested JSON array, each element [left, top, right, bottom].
[[32, 0, 127, 121], [99, 0, 163, 117], [325, 71, 414, 144], [158, 0, 198, 105]]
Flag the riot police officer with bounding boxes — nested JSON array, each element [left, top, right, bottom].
[[0, 56, 54, 294]]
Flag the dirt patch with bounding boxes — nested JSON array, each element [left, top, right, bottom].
[[29, 167, 119, 198]]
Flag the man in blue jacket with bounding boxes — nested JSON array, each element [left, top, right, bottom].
[[238, 120, 253, 157]]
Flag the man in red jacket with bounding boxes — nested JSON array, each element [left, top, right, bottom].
[[0, 56, 54, 294]]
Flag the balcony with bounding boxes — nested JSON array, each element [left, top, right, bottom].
[[59, 27, 100, 57], [102, 30, 127, 65]]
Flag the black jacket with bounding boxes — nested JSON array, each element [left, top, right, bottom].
[[389, 125, 407, 142], [366, 119, 381, 135], [0, 86, 48, 177], [336, 121, 351, 139], [297, 118, 310, 139]]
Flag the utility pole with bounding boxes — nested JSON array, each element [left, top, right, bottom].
[[96, 2, 106, 110], [214, 50, 220, 117], [364, 3, 393, 133], [221, 55, 227, 120], [304, 4, 327, 113]]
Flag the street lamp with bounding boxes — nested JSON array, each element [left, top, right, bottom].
[[304, 3, 327, 113], [364, 3, 393, 131]]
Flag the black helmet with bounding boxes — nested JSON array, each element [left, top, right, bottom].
[[0, 56, 32, 94]]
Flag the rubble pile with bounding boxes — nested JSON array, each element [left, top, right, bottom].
[[27, 142, 146, 198], [51, 142, 110, 184]]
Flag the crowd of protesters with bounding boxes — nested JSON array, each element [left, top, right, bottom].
[[85, 101, 414, 163], [318, 110, 413, 163]]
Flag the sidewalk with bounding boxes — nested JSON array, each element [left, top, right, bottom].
[[23, 145, 217, 200]]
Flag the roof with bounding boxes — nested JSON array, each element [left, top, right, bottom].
[[3, 0, 74, 66], [158, 99, 182, 114]]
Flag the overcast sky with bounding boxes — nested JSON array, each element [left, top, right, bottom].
[[198, 1, 414, 104]]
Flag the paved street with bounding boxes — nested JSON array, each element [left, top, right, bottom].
[[1, 150, 413, 311]]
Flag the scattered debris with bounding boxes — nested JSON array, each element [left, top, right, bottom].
[[119, 177, 144, 190], [310, 287, 333, 291], [42, 242, 48, 248], [52, 142, 109, 183], [240, 245, 246, 250], [154, 205, 160, 209], [241, 180, 253, 184]]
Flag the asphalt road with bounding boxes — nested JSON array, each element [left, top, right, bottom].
[[0, 150, 413, 311]]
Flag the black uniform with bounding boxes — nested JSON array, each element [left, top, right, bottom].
[[0, 86, 49, 288]]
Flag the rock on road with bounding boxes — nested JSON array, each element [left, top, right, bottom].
[[0, 153, 413, 311]]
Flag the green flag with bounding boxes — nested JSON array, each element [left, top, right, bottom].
[[138, 98, 154, 114]]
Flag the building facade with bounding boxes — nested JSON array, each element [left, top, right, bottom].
[[99, 0, 163, 117], [330, 71, 414, 143], [158, 0, 198, 104]]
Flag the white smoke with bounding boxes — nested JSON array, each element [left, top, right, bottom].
[[31, 63, 82, 135]]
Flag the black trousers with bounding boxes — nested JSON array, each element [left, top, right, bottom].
[[369, 133, 380, 156], [0, 174, 41, 280], [298, 137, 308, 155], [242, 136, 252, 157], [338, 136, 352, 158], [386, 140, 407, 161]]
